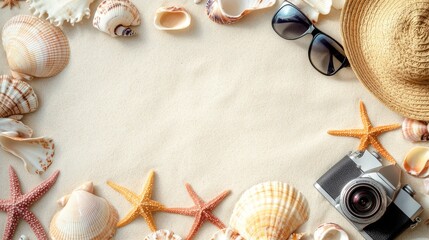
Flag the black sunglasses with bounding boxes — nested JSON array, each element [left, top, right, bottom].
[[272, 2, 349, 76]]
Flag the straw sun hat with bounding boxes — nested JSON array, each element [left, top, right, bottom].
[[341, 0, 429, 120]]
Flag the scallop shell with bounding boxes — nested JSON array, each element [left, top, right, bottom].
[[0, 75, 38, 118], [154, 7, 191, 31], [302, 0, 332, 15], [403, 146, 429, 178], [144, 229, 182, 240], [229, 182, 310, 240], [210, 228, 244, 240], [0, 118, 55, 174], [206, 0, 276, 24], [314, 223, 348, 240], [93, 0, 141, 37], [402, 118, 429, 142], [287, 0, 320, 23], [50, 182, 119, 240], [2, 15, 70, 81], [28, 0, 95, 26]]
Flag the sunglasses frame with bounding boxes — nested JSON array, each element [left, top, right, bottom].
[[272, 2, 350, 76]]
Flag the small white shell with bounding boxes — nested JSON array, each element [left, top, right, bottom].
[[19, 236, 29, 240], [314, 223, 348, 240], [424, 179, 429, 194], [206, 0, 276, 24], [403, 146, 429, 178], [210, 228, 244, 240], [0, 118, 54, 174], [332, 0, 345, 10], [154, 7, 191, 31], [287, 0, 320, 23], [28, 0, 95, 26], [402, 118, 429, 142], [0, 75, 38, 118], [2, 15, 70, 80], [93, 0, 141, 37], [144, 229, 182, 240], [50, 182, 119, 240], [302, 0, 332, 15]]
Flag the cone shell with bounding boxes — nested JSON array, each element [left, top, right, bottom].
[[403, 146, 429, 178], [144, 230, 182, 240], [28, 0, 95, 26], [2, 15, 70, 80], [229, 182, 310, 240], [93, 0, 141, 37], [402, 118, 429, 142], [0, 75, 38, 118], [154, 7, 191, 31], [314, 223, 348, 240], [50, 182, 119, 240], [206, 0, 276, 24]]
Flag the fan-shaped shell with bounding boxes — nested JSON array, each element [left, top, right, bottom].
[[28, 0, 95, 26], [144, 229, 182, 240], [50, 182, 119, 240], [402, 118, 429, 142], [314, 223, 348, 240], [206, 0, 276, 24], [154, 7, 191, 31], [2, 15, 70, 80], [93, 0, 141, 37], [0, 75, 38, 118], [403, 146, 429, 178], [229, 182, 309, 240]]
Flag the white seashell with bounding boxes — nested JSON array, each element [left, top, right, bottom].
[[0, 75, 38, 118], [402, 118, 429, 142], [424, 179, 429, 194], [302, 0, 332, 15], [144, 229, 182, 240], [93, 0, 141, 37], [206, 0, 276, 24], [331, 0, 345, 10], [229, 182, 310, 240], [154, 7, 191, 31], [403, 146, 429, 178], [194, 0, 201, 4], [0, 118, 32, 138], [314, 223, 348, 240], [210, 228, 244, 240], [28, 0, 95, 26], [288, 0, 320, 23], [19, 235, 29, 240], [2, 15, 70, 81], [50, 182, 119, 240]]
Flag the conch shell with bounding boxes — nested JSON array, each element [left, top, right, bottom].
[[28, 0, 96, 26], [154, 7, 191, 31], [144, 230, 182, 240], [402, 118, 429, 142], [50, 182, 119, 240], [0, 118, 55, 174], [403, 146, 429, 178], [2, 15, 70, 81], [229, 182, 310, 240], [314, 223, 349, 240], [0, 75, 38, 119], [206, 0, 276, 24], [93, 0, 141, 37]]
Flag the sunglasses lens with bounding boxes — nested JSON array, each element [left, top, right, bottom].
[[310, 34, 347, 75], [272, 5, 311, 40]]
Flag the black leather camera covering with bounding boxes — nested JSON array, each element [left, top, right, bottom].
[[316, 155, 362, 199]]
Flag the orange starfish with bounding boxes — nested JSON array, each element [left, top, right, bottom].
[[328, 101, 400, 164], [1, 0, 20, 9], [163, 183, 230, 240]]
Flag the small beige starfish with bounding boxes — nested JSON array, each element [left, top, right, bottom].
[[328, 101, 400, 164], [2, 0, 20, 9]]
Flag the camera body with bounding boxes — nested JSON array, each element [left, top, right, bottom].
[[315, 150, 423, 240]]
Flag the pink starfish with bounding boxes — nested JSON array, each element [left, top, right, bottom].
[[0, 166, 60, 240], [164, 183, 230, 240]]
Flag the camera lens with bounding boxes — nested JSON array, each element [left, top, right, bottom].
[[348, 186, 379, 217]]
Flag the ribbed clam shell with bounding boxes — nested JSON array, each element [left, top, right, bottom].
[[0, 118, 54, 174], [403, 146, 429, 178], [229, 182, 309, 240], [144, 229, 182, 240], [314, 223, 348, 240], [206, 0, 276, 24], [28, 0, 95, 26], [93, 0, 141, 37], [402, 118, 429, 142], [2, 15, 70, 80], [154, 7, 191, 31], [0, 75, 38, 118], [50, 187, 119, 240]]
